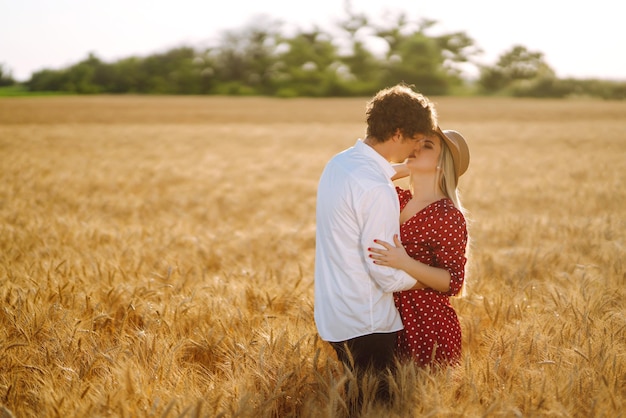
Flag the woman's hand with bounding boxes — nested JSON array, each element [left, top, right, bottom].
[[368, 234, 411, 270]]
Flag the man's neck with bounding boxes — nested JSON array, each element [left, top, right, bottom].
[[363, 136, 394, 162]]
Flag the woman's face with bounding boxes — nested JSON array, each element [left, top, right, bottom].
[[406, 134, 442, 174]]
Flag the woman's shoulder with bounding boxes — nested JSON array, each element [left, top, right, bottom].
[[435, 199, 466, 223], [395, 186, 411, 197]]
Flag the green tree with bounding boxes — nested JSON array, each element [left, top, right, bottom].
[[0, 64, 16, 87], [27, 68, 60, 91], [371, 15, 478, 95], [273, 28, 344, 96], [29, 9, 611, 98], [333, 10, 382, 95], [108, 57, 142, 93], [27, 53, 104, 93], [139, 47, 200, 94], [433, 29, 481, 91], [64, 53, 103, 93], [381, 31, 449, 95], [478, 45, 555, 94], [203, 18, 283, 95]]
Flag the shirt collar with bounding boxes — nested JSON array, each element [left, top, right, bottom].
[[354, 139, 396, 179]]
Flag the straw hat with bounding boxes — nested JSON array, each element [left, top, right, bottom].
[[436, 126, 470, 182]]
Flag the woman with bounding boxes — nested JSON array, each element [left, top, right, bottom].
[[368, 127, 470, 367]]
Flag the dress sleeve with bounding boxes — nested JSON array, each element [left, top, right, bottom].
[[395, 187, 410, 209], [432, 205, 468, 296]]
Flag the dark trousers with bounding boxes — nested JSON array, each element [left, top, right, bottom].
[[330, 332, 397, 412]]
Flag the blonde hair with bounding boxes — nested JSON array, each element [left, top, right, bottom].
[[437, 142, 471, 297], [438, 143, 464, 213]]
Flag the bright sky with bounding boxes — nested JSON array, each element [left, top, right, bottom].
[[2, 0, 625, 82]]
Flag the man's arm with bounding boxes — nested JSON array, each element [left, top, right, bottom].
[[359, 184, 418, 292]]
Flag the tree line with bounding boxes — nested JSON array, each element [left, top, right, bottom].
[[2, 11, 624, 99]]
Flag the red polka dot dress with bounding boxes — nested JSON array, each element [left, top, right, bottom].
[[394, 187, 468, 367]]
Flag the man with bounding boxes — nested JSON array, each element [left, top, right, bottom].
[[314, 83, 439, 406]]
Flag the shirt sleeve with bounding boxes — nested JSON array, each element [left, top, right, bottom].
[[432, 206, 468, 296], [358, 183, 418, 292]]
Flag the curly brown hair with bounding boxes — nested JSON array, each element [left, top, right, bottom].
[[365, 83, 438, 143]]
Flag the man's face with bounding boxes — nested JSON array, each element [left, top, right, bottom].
[[393, 133, 426, 163], [406, 134, 441, 173]]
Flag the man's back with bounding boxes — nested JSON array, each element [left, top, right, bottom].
[[314, 140, 408, 342]]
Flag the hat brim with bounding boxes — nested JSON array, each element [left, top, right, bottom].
[[435, 126, 470, 181]]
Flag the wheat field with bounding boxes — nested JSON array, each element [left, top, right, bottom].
[[0, 95, 624, 417]]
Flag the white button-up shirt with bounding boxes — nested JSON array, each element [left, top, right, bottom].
[[314, 139, 417, 342]]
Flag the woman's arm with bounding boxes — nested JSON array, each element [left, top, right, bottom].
[[391, 163, 409, 181], [368, 235, 451, 292]]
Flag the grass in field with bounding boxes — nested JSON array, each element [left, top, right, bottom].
[[0, 85, 72, 97], [0, 96, 624, 417]]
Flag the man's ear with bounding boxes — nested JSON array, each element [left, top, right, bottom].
[[391, 129, 403, 142]]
